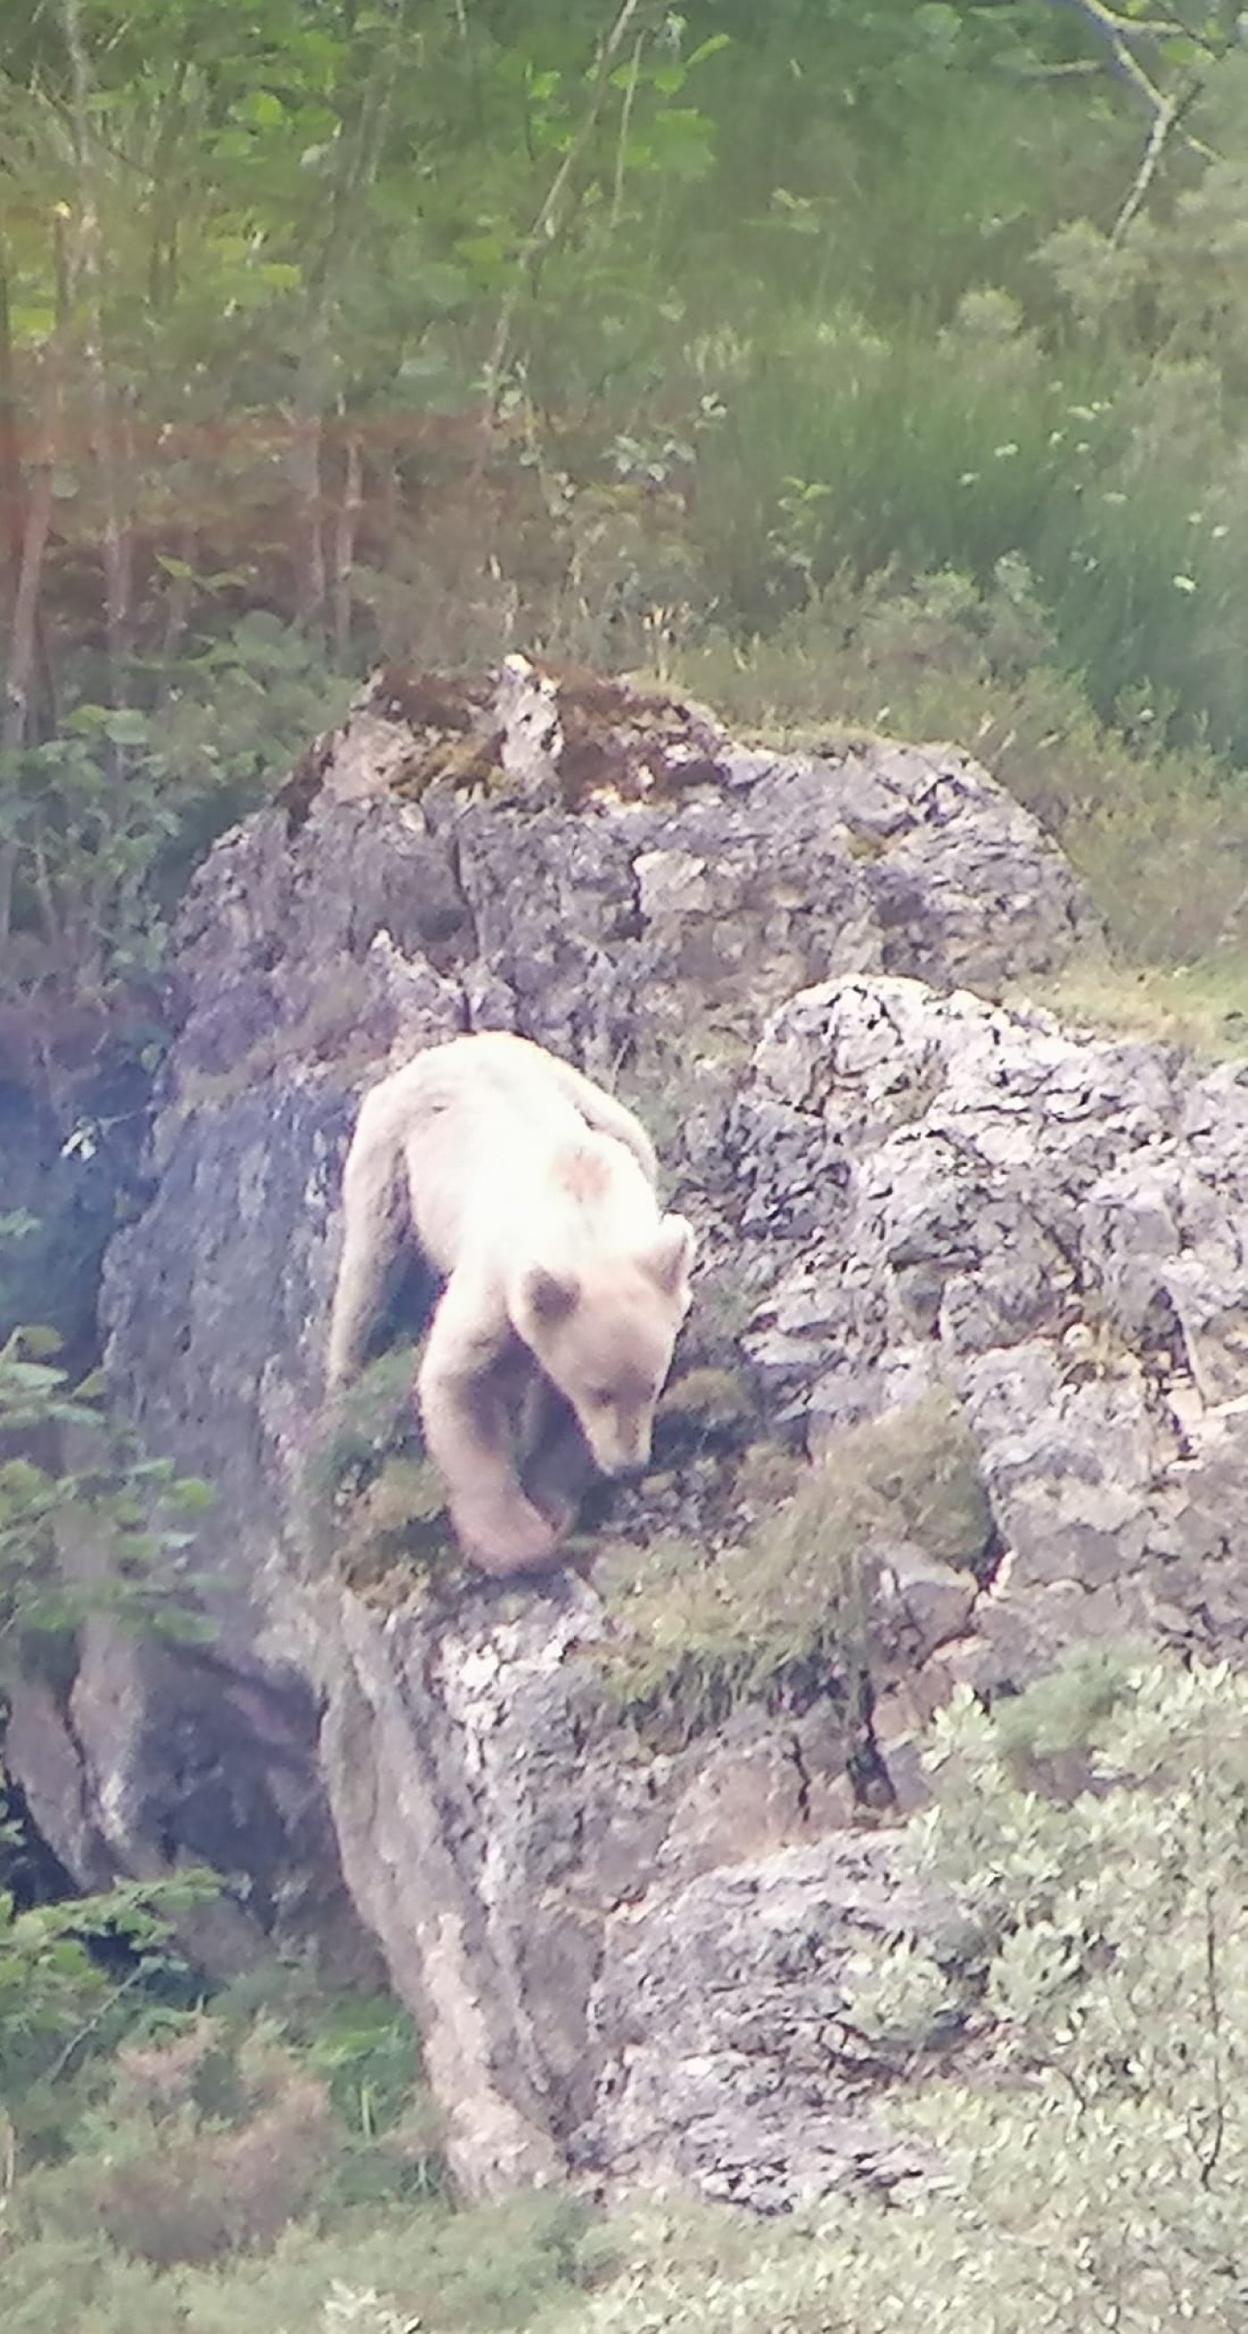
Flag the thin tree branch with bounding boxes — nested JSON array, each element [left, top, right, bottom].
[[287, 405, 328, 640], [157, 516, 198, 685], [1, 345, 58, 756], [1101, 0, 1228, 57], [0, 242, 23, 613], [475, 0, 652, 468], [44, 1960, 147, 2087], [0, 535, 48, 961], [63, 0, 131, 693], [332, 423, 363, 663], [1192, 1724, 1226, 2191], [610, 34, 645, 231], [1047, 0, 1219, 161], [1, 205, 76, 957], [288, 0, 406, 642], [145, 51, 192, 314], [1053, 0, 1216, 51], [1196, 1871, 1226, 2186], [1110, 78, 1199, 244]]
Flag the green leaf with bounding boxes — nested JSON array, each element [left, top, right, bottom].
[[253, 261, 303, 293], [685, 34, 732, 68], [8, 1325, 63, 1361], [210, 128, 256, 161], [101, 709, 152, 747], [237, 89, 287, 128], [10, 302, 56, 344], [170, 1479, 215, 1514]]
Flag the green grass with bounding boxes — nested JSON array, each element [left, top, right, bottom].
[[1020, 955, 1248, 1061], [596, 1391, 993, 1747]]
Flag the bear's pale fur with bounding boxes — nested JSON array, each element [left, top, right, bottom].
[[325, 1032, 695, 1577]]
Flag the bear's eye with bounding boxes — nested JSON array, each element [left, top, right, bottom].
[[587, 1387, 615, 1409]]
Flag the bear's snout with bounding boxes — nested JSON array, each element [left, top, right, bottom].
[[588, 1423, 652, 1477]]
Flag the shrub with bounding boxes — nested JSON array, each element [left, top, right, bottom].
[[78, 2042, 334, 2268], [0, 2185, 595, 2334], [534, 1650, 1248, 2334], [0, 1870, 220, 2161], [11, 1977, 444, 2271]]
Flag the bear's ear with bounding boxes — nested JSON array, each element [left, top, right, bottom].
[[524, 1266, 580, 1324], [647, 1214, 697, 1299]]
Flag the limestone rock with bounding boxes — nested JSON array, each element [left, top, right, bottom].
[[8, 664, 1246, 2211]]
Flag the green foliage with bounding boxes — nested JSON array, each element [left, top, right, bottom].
[[306, 1348, 425, 1504], [1025, 955, 1248, 1061], [0, 620, 351, 993], [516, 1649, 1248, 2334], [0, 1319, 213, 1678], [5, 0, 1248, 1006], [305, 1345, 463, 1600], [0, 1257, 222, 2169], [654, 1366, 756, 1451], [0, 1868, 219, 2156], [0, 1938, 449, 2284], [839, 1652, 1248, 2330], [988, 1639, 1152, 1769], [0, 2142, 590, 2333], [598, 1390, 991, 1743]]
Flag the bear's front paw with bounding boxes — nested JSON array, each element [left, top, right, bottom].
[[528, 1487, 576, 1539], [453, 1496, 562, 1579]]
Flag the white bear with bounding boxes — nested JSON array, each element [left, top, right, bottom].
[[325, 1031, 696, 1576]]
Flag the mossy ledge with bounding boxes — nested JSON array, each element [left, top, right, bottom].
[[594, 1391, 995, 1748]]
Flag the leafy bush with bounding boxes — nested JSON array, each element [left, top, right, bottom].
[[534, 1650, 1248, 2334], [0, 1967, 446, 2296], [0, 1318, 213, 1685], [0, 1869, 219, 2161], [28, 2019, 337, 2267], [1, 622, 352, 996], [0, 2169, 591, 2334]]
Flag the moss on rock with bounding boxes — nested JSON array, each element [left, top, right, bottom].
[[597, 1389, 994, 1746]]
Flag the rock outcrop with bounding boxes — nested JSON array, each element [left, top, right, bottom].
[[7, 660, 1247, 2210]]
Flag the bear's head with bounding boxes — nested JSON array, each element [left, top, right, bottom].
[[515, 1215, 696, 1477]]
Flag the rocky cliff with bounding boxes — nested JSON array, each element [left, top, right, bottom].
[[8, 658, 1248, 2210]]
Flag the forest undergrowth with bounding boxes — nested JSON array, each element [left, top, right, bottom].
[[3, 1, 1248, 1025]]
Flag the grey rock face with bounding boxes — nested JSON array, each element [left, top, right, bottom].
[[738, 975, 1248, 1694], [585, 1836, 938, 2211], [10, 662, 1246, 2211]]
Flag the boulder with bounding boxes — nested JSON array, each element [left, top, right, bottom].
[[9, 662, 1245, 2207]]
